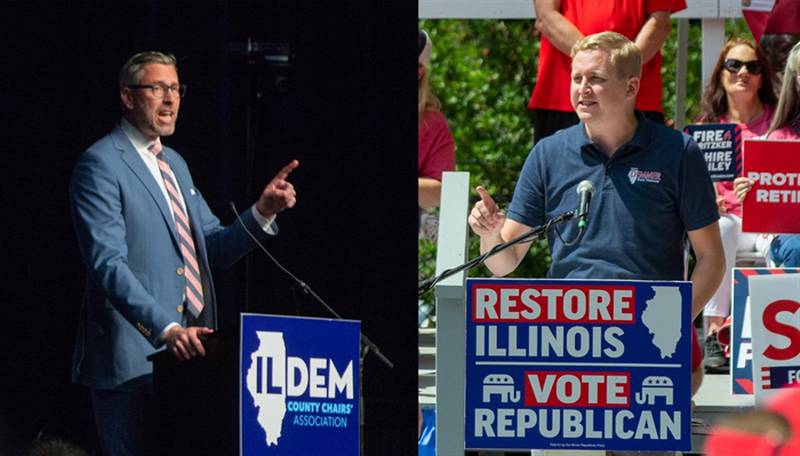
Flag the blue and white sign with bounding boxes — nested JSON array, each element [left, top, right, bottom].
[[240, 313, 360, 455], [465, 278, 692, 452], [683, 123, 741, 181]]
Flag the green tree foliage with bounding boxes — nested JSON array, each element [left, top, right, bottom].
[[418, 19, 548, 297], [418, 18, 753, 314]]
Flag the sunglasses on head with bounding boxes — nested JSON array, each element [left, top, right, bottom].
[[723, 58, 764, 75]]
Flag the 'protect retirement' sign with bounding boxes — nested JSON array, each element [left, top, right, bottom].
[[742, 139, 800, 233], [465, 278, 692, 452]]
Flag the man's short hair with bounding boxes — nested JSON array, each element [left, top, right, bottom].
[[570, 32, 642, 79], [118, 51, 177, 88]]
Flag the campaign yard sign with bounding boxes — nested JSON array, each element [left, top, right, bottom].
[[240, 314, 360, 456], [465, 278, 693, 452], [748, 274, 800, 402], [684, 123, 741, 181], [730, 268, 800, 395], [742, 139, 800, 233]]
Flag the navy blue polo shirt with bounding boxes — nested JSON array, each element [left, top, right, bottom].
[[508, 112, 718, 280]]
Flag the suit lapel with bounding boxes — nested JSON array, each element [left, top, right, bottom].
[[112, 127, 181, 251]]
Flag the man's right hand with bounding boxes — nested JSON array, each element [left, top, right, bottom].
[[255, 160, 299, 219], [468, 186, 506, 238], [164, 326, 214, 361]]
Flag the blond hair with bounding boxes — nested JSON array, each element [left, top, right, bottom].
[[417, 30, 440, 121], [767, 41, 800, 137], [418, 67, 441, 121], [571, 32, 642, 79]]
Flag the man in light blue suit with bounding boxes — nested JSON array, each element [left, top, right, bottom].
[[69, 51, 299, 455]]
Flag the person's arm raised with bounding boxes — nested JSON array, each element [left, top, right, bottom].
[[255, 159, 299, 219], [468, 186, 535, 276]]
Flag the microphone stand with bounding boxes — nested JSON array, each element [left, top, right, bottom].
[[229, 203, 391, 456], [418, 210, 578, 296]]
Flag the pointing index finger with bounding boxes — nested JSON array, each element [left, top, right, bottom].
[[476, 186, 498, 212], [274, 159, 299, 181]]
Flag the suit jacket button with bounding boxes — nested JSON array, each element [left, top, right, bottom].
[[177, 267, 184, 275], [177, 304, 184, 313]]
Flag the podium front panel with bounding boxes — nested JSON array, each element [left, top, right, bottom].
[[240, 313, 360, 455]]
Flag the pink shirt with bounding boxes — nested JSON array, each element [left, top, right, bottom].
[[716, 104, 775, 217], [766, 120, 800, 140]]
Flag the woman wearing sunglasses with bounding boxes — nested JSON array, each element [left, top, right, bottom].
[[696, 39, 777, 371], [734, 41, 800, 273]]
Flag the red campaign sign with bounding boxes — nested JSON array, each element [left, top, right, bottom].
[[742, 139, 800, 234], [523, 371, 631, 407], [471, 284, 636, 324]]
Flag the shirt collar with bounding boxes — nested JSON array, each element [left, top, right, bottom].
[[120, 118, 157, 152], [576, 110, 651, 160], [626, 110, 651, 151]]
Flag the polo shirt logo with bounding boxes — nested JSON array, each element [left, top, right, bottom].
[[628, 167, 662, 184]]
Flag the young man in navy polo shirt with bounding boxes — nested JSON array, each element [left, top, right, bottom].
[[468, 32, 724, 394]]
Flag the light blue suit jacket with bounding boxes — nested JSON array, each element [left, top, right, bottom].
[[69, 125, 272, 390]]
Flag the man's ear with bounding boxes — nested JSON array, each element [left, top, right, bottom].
[[120, 88, 134, 110], [627, 76, 641, 99], [418, 62, 425, 81]]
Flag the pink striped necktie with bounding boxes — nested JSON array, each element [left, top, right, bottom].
[[149, 139, 205, 318]]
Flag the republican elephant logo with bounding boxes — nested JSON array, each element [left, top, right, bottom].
[[635, 376, 674, 405], [482, 374, 520, 403]]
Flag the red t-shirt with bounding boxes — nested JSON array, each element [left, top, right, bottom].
[[529, 0, 686, 113], [418, 110, 455, 181]]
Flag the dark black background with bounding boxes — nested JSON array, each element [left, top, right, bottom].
[[0, 1, 418, 454]]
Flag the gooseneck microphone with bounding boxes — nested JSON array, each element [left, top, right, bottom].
[[576, 180, 595, 230]]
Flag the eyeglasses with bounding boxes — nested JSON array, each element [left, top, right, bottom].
[[128, 83, 187, 99], [723, 59, 764, 75]]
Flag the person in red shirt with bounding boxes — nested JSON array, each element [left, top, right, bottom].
[[418, 30, 455, 210], [530, 0, 686, 144]]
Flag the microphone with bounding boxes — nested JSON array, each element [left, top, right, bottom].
[[576, 180, 595, 230]]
